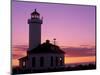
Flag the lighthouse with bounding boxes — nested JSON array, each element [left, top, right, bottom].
[[28, 9, 43, 50], [19, 9, 65, 72]]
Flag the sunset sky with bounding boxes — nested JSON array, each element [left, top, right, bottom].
[[12, 1, 96, 67]]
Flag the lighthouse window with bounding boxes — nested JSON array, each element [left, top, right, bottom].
[[36, 15, 38, 18], [32, 57, 35, 67], [31, 15, 34, 18]]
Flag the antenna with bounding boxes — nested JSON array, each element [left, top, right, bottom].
[[53, 38, 56, 45]]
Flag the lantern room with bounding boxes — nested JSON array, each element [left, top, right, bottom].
[[31, 9, 40, 19]]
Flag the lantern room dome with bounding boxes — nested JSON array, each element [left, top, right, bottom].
[[31, 9, 40, 16]]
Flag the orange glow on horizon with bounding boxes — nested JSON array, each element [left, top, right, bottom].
[[64, 56, 95, 64], [12, 59, 19, 67]]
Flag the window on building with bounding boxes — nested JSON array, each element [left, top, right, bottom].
[[31, 15, 34, 18], [40, 57, 44, 67], [32, 57, 35, 67], [56, 57, 58, 66], [51, 56, 53, 66], [59, 57, 63, 66], [22, 61, 26, 67]]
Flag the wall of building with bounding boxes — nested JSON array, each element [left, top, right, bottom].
[[26, 53, 65, 70]]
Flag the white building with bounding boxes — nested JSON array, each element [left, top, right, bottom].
[[19, 40, 65, 70]]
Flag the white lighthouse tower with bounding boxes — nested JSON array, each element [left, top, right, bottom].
[[28, 9, 43, 50]]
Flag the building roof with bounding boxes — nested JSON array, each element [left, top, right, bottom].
[[27, 40, 65, 54], [19, 56, 28, 60], [31, 9, 40, 16]]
